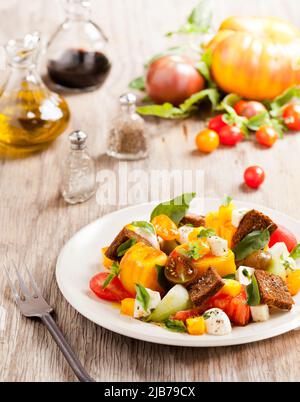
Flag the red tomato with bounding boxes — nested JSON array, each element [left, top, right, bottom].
[[234, 100, 267, 118], [244, 166, 265, 189], [173, 308, 203, 323], [269, 225, 298, 252], [146, 55, 205, 106], [219, 125, 244, 146], [90, 273, 132, 302], [256, 126, 278, 148], [208, 114, 228, 134], [283, 103, 300, 131], [209, 290, 250, 327]]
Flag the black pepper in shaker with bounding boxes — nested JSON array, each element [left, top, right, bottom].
[[107, 93, 149, 160]]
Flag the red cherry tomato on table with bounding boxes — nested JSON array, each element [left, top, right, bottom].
[[234, 100, 267, 118], [269, 225, 298, 253], [208, 114, 228, 134], [219, 125, 244, 146], [146, 55, 205, 106], [282, 104, 300, 131], [90, 273, 132, 302], [244, 166, 265, 189], [256, 126, 278, 148]]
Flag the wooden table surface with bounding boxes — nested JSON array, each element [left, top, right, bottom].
[[1, 0, 300, 382]]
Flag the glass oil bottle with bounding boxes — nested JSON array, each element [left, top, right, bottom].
[[0, 32, 70, 158]]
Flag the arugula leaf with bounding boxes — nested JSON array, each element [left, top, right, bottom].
[[150, 193, 196, 225], [164, 319, 187, 333], [246, 111, 271, 131], [223, 274, 236, 280], [129, 76, 145, 91], [197, 228, 216, 238], [131, 221, 155, 235], [137, 89, 220, 119], [216, 93, 241, 111], [117, 238, 137, 257], [166, 0, 212, 37], [246, 275, 261, 306], [102, 262, 120, 289], [290, 244, 300, 261], [233, 229, 271, 261], [222, 195, 233, 207], [155, 265, 170, 291], [196, 50, 216, 89], [135, 284, 150, 311], [268, 86, 300, 117], [220, 102, 250, 138]]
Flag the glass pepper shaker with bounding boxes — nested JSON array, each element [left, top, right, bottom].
[[46, 0, 111, 92], [107, 93, 149, 160], [62, 130, 96, 204]]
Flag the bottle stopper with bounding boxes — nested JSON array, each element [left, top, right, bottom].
[[69, 130, 88, 150]]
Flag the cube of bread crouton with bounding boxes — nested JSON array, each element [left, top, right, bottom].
[[254, 270, 294, 311], [188, 267, 224, 308], [232, 210, 277, 248], [180, 214, 206, 228]]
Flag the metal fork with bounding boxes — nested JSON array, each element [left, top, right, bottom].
[[4, 263, 95, 383]]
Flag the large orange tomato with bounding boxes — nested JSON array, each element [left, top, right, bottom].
[[206, 17, 300, 100]]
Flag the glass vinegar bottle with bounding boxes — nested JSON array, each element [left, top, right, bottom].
[[0, 32, 70, 158], [46, 0, 111, 92]]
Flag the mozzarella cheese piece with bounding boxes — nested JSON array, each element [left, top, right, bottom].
[[178, 225, 195, 244], [236, 266, 255, 286], [133, 227, 160, 249], [207, 236, 228, 257], [204, 308, 232, 336], [270, 242, 297, 271], [232, 208, 250, 228], [134, 288, 161, 319], [250, 305, 270, 322]]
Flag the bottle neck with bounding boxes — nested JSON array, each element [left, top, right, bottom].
[[4, 63, 43, 94], [121, 104, 136, 115], [65, 0, 91, 21]]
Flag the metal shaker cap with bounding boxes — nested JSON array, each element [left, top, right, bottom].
[[69, 130, 88, 150], [119, 93, 137, 106]]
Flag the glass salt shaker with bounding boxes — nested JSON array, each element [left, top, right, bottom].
[[62, 130, 96, 204], [107, 93, 149, 160]]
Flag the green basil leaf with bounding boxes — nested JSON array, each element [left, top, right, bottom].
[[117, 239, 137, 257], [102, 262, 120, 289], [135, 284, 150, 311], [164, 319, 187, 333], [128, 76, 145, 91], [166, 0, 212, 37], [197, 228, 216, 239], [246, 275, 261, 306], [233, 229, 271, 261], [150, 193, 196, 225], [155, 265, 171, 291], [246, 111, 271, 131], [131, 221, 155, 235], [290, 244, 300, 260]]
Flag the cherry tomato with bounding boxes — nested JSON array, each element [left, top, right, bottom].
[[90, 273, 132, 302], [283, 103, 300, 131], [151, 214, 179, 241], [146, 55, 205, 106], [269, 225, 298, 253], [165, 251, 198, 285], [244, 166, 265, 189], [195, 129, 220, 153], [219, 125, 244, 146], [256, 125, 278, 148], [208, 114, 228, 134], [234, 100, 267, 118]]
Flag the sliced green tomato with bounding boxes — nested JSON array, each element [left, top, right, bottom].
[[148, 285, 191, 322]]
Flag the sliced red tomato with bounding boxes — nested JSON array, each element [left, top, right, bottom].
[[269, 225, 298, 253], [90, 273, 132, 302], [208, 290, 250, 327]]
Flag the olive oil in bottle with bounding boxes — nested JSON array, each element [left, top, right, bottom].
[[0, 32, 70, 158]]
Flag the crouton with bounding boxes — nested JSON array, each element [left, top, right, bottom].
[[105, 226, 153, 261], [188, 267, 224, 308], [232, 209, 277, 248], [255, 270, 294, 311], [180, 214, 206, 228]]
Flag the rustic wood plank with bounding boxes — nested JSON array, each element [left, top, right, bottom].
[[0, 0, 300, 382]]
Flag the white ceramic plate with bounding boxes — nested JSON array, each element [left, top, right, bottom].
[[56, 198, 300, 347]]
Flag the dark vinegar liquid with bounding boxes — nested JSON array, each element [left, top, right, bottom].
[[47, 49, 111, 90]]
